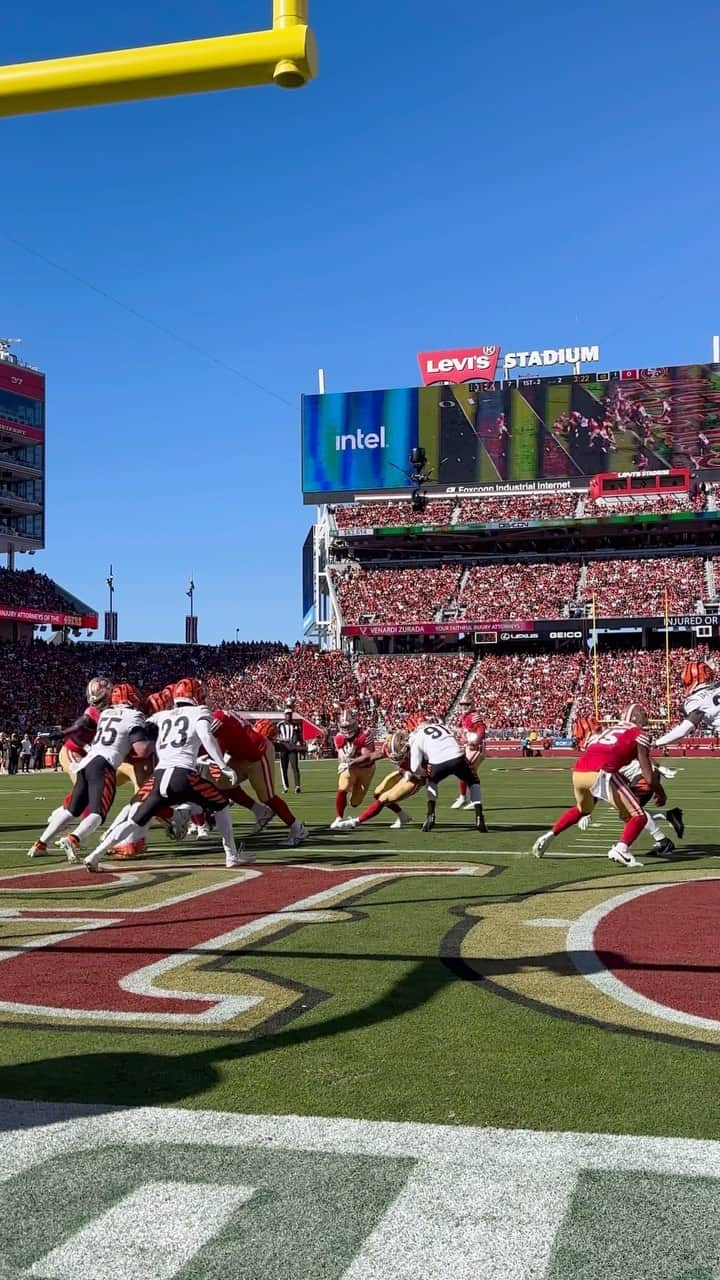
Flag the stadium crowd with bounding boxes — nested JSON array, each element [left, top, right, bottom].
[[583, 493, 706, 517], [581, 556, 706, 616], [334, 564, 462, 623], [573, 648, 697, 724], [459, 562, 580, 619], [355, 653, 474, 725], [457, 493, 578, 523], [0, 568, 91, 614], [333, 500, 453, 530], [462, 652, 585, 733]]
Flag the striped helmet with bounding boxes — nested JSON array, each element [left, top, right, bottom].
[[174, 678, 204, 705], [681, 660, 714, 693], [110, 683, 143, 710], [253, 718, 277, 740]]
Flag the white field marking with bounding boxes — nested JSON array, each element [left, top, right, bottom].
[[30, 1180, 253, 1280], [567, 877, 720, 1032], [0, 872, 478, 1027], [5, 1103, 720, 1280], [525, 917, 573, 928]]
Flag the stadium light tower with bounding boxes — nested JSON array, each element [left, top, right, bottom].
[[0, 1, 317, 117]]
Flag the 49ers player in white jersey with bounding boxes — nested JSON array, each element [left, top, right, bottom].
[[655, 660, 720, 747], [28, 684, 154, 863], [84, 679, 243, 871]]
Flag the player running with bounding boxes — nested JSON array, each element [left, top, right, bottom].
[[451, 709, 487, 811], [83, 678, 243, 871], [330, 711, 376, 830], [408, 717, 487, 833], [654, 660, 720, 748], [207, 710, 306, 847], [335, 729, 417, 831], [532, 704, 661, 867], [28, 684, 154, 863]]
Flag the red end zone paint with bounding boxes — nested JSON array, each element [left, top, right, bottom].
[[0, 866, 368, 1023], [594, 880, 720, 1021]]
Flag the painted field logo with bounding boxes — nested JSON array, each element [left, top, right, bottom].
[[0, 861, 484, 1033], [446, 867, 720, 1048]]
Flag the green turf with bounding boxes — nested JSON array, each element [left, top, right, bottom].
[[0, 758, 718, 1138]]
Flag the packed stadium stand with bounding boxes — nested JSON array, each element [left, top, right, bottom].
[[457, 493, 579, 522], [582, 556, 706, 616], [583, 492, 707, 517], [458, 562, 580, 620], [355, 653, 474, 724], [0, 568, 94, 615], [459, 652, 585, 734], [334, 564, 463, 624], [334, 500, 453, 530], [573, 648, 698, 724]]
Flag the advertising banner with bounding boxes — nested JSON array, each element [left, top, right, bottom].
[[341, 615, 720, 639], [0, 606, 97, 628], [302, 363, 720, 502]]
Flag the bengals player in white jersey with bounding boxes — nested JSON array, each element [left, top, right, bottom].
[[84, 678, 243, 871], [330, 710, 376, 830], [655, 660, 720, 747]]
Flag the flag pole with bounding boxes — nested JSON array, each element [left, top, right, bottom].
[[592, 595, 599, 721], [664, 587, 671, 721]]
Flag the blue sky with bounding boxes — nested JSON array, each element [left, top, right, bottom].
[[3, 0, 719, 643]]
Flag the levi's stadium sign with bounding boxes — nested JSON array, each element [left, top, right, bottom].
[[417, 344, 600, 385]]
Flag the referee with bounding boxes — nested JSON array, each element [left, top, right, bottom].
[[276, 706, 303, 793]]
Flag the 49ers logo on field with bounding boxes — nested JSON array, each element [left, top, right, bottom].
[[445, 867, 720, 1048], [0, 861, 486, 1034]]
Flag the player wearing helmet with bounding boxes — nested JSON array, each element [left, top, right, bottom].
[[28, 684, 154, 863], [407, 718, 487, 833], [533, 704, 660, 867], [655, 660, 720, 747], [451, 711, 488, 813], [205, 710, 306, 847], [335, 729, 416, 831], [57, 675, 113, 781], [84, 680, 244, 871], [330, 710, 376, 830]]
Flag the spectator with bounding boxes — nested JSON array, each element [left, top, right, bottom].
[[19, 732, 32, 773]]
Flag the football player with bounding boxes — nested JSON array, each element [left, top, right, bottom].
[[84, 678, 243, 871], [107, 684, 183, 858], [330, 710, 376, 830], [58, 675, 113, 779], [574, 716, 682, 855], [206, 710, 306, 847], [335, 729, 416, 830], [654, 660, 720, 747], [408, 717, 486, 833], [533, 704, 661, 867], [451, 709, 487, 811], [28, 684, 154, 863]]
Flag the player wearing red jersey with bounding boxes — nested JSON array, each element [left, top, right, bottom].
[[451, 710, 487, 811], [533, 704, 661, 867], [330, 710, 376, 830], [336, 729, 417, 831], [208, 710, 306, 847]]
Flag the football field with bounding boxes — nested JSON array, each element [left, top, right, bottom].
[[1, 757, 719, 1277]]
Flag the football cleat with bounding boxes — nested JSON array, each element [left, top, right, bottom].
[[578, 815, 592, 832], [57, 834, 81, 864], [194, 823, 212, 840], [330, 817, 348, 831], [84, 854, 102, 874], [168, 808, 192, 842], [421, 813, 436, 833], [665, 807, 685, 839], [649, 837, 676, 859], [390, 811, 412, 829], [532, 832, 553, 859], [225, 849, 255, 868], [109, 840, 146, 859], [285, 821, 308, 847], [474, 809, 488, 833], [608, 844, 643, 869], [27, 840, 47, 858], [451, 796, 466, 810], [248, 803, 273, 836]]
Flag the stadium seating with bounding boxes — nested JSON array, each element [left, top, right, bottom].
[[334, 500, 453, 530], [581, 557, 705, 616], [209, 647, 358, 728], [573, 648, 698, 724], [583, 493, 705, 517], [460, 652, 585, 733], [355, 653, 474, 725], [458, 562, 580, 619], [0, 568, 92, 615], [334, 564, 463, 624], [457, 493, 578, 523]]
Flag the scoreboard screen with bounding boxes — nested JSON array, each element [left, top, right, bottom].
[[301, 363, 720, 501]]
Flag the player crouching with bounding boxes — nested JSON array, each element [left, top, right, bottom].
[[533, 704, 662, 868], [408, 716, 487, 833], [330, 711, 376, 830], [335, 730, 417, 831]]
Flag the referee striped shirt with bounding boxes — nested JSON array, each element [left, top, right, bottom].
[[276, 719, 301, 748]]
